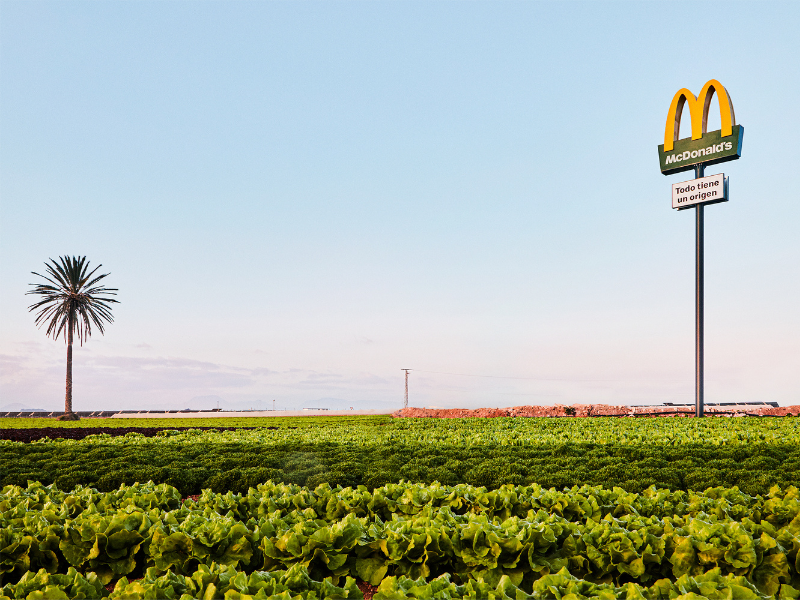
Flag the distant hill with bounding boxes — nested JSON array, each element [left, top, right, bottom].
[[0, 403, 46, 412]]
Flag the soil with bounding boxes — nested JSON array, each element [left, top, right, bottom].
[[392, 403, 800, 419], [357, 580, 378, 599], [0, 426, 278, 442]]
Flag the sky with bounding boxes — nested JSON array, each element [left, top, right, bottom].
[[1, 1, 798, 412]]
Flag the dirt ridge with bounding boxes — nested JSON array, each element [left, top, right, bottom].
[[392, 403, 800, 419], [0, 426, 270, 442]]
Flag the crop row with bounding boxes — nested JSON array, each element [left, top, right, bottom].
[[0, 416, 380, 430], [8, 480, 799, 529], [2, 480, 800, 596], [3, 415, 800, 445], [2, 440, 798, 496], [3, 564, 786, 599], [2, 564, 361, 600]]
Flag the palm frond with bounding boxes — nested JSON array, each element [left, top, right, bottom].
[[27, 256, 119, 345]]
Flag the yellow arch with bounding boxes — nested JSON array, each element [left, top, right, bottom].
[[663, 79, 736, 151]]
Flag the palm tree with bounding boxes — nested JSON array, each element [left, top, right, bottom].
[[27, 256, 119, 419]]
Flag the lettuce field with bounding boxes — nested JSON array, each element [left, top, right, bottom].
[[1, 416, 799, 598]]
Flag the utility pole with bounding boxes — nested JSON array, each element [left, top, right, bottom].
[[401, 369, 411, 409]]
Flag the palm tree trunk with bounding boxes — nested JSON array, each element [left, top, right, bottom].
[[65, 315, 73, 415]]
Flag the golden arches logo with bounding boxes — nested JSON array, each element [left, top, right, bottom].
[[664, 79, 736, 152]]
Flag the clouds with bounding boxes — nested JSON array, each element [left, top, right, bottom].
[[85, 355, 255, 392], [0, 342, 398, 411], [295, 371, 389, 390], [0, 347, 66, 410], [0, 353, 31, 381]]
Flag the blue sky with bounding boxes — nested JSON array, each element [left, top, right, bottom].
[[1, 1, 798, 411]]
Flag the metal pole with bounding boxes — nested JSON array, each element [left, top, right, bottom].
[[695, 163, 705, 417], [401, 369, 410, 409]]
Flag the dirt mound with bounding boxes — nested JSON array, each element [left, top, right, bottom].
[[392, 404, 800, 419]]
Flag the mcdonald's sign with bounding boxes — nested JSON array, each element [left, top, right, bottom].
[[657, 79, 743, 175]]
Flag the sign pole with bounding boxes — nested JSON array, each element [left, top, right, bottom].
[[659, 80, 742, 418], [695, 163, 705, 417]]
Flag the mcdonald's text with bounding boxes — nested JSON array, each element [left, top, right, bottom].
[[658, 126, 743, 175]]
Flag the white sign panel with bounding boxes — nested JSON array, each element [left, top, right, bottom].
[[672, 173, 728, 209]]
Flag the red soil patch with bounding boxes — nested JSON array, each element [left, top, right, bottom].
[[392, 403, 800, 419], [358, 580, 378, 599]]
